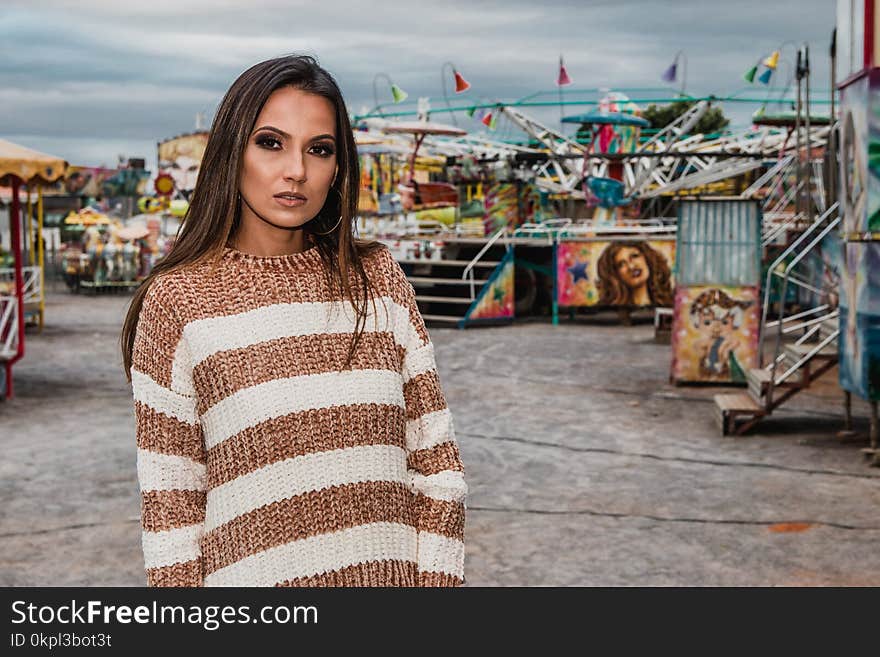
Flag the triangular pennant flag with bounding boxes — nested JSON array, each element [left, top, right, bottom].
[[466, 106, 477, 118], [481, 111, 493, 127], [557, 56, 572, 86], [390, 84, 408, 103], [453, 70, 471, 93]]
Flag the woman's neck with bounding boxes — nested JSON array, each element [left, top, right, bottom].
[[228, 230, 308, 257], [631, 285, 650, 306]]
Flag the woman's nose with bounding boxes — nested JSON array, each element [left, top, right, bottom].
[[283, 153, 307, 183]]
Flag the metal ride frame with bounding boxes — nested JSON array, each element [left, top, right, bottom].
[[493, 103, 830, 208]]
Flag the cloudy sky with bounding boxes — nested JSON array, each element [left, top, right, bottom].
[[2, 0, 836, 172]]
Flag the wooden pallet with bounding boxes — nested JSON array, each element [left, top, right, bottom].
[[713, 392, 766, 436]]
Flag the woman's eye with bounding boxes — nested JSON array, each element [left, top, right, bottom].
[[255, 135, 282, 149], [310, 143, 336, 157]]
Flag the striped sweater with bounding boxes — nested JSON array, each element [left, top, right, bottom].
[[130, 244, 467, 587]]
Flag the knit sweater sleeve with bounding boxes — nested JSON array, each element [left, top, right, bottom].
[[382, 249, 468, 586], [130, 275, 206, 587]]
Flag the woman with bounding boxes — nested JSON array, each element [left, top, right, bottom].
[[596, 242, 673, 307], [120, 55, 467, 587], [689, 287, 753, 382]]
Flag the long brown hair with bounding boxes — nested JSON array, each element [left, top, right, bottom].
[[596, 241, 674, 307], [121, 54, 381, 381]]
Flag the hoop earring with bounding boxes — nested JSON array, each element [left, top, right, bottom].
[[312, 188, 344, 236]]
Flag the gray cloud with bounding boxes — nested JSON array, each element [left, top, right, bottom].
[[1, 0, 836, 169]]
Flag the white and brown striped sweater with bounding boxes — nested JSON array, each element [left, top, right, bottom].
[[130, 244, 466, 587]]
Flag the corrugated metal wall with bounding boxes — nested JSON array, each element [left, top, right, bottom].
[[676, 200, 762, 286]]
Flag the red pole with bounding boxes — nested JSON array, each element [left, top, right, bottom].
[[6, 176, 25, 398], [408, 133, 425, 181]]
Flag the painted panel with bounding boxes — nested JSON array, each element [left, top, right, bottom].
[[483, 183, 518, 235], [556, 240, 675, 307], [466, 256, 514, 322], [483, 182, 542, 235], [671, 285, 761, 384], [157, 132, 209, 198], [840, 72, 870, 234], [839, 241, 880, 399], [867, 68, 880, 233]]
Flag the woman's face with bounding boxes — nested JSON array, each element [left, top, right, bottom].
[[239, 86, 338, 232], [613, 246, 650, 288], [698, 308, 735, 338]]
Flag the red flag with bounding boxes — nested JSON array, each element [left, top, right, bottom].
[[557, 56, 572, 86]]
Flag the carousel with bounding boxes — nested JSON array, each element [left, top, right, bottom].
[[0, 138, 67, 400], [59, 207, 152, 292]]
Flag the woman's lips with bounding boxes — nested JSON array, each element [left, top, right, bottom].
[[273, 194, 307, 208]]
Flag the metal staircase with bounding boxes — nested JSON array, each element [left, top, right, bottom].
[[714, 203, 841, 435], [400, 228, 510, 326]]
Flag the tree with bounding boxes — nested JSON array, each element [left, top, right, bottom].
[[642, 100, 730, 135]]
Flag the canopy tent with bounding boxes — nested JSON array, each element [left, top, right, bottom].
[[561, 110, 650, 128], [382, 120, 467, 179], [0, 138, 68, 399], [353, 131, 385, 146], [64, 207, 113, 225], [0, 138, 68, 186]]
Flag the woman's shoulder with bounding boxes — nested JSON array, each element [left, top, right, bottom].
[[358, 240, 395, 279], [358, 240, 392, 267], [140, 266, 202, 327]]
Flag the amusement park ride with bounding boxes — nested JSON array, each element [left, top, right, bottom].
[[0, 138, 67, 400], [2, 4, 877, 464], [352, 11, 874, 461]]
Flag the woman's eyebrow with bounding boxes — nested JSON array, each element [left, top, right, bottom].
[[252, 125, 289, 138], [251, 126, 335, 142]]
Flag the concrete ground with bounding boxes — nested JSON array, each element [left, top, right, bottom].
[[1, 287, 878, 586]]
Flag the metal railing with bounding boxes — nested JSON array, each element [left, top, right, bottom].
[[0, 296, 19, 360], [772, 317, 838, 386], [461, 227, 508, 299], [758, 201, 838, 364], [765, 205, 841, 406], [0, 266, 41, 305]]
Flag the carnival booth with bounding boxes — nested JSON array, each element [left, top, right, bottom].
[[670, 199, 763, 384], [555, 234, 676, 311], [836, 0, 880, 458], [0, 139, 67, 399]]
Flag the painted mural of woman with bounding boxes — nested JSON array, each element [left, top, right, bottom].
[[596, 242, 674, 307], [689, 288, 754, 381]]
